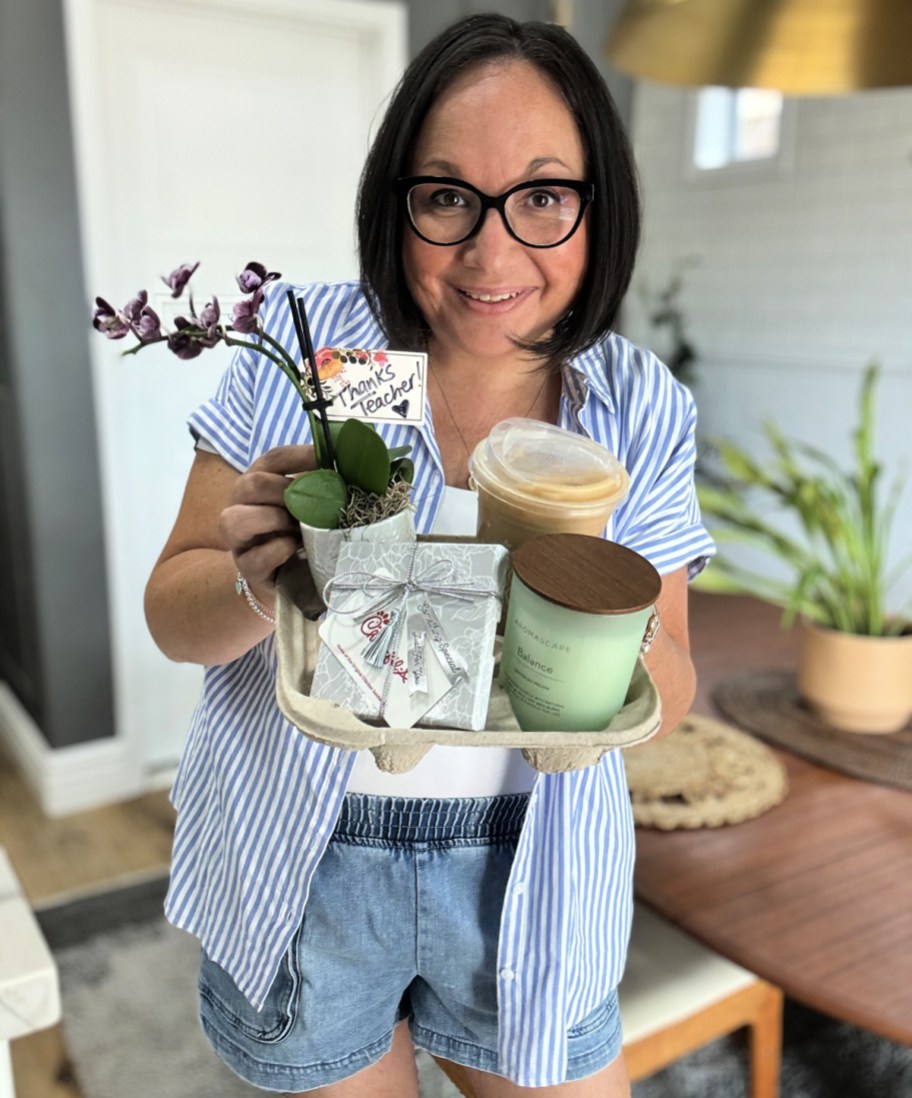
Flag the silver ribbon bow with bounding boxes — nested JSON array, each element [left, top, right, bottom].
[[324, 546, 501, 717]]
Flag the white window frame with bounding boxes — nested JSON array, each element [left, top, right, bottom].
[[683, 87, 797, 185]]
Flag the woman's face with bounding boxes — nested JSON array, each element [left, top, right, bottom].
[[402, 60, 588, 367]]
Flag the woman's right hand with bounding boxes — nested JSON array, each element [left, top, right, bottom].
[[146, 444, 317, 665], [219, 444, 317, 597]]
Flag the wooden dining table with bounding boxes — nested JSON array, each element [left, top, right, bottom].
[[632, 591, 912, 1045]]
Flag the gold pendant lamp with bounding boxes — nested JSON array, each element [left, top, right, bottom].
[[605, 0, 912, 94]]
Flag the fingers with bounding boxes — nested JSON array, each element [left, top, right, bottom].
[[220, 444, 317, 592], [219, 502, 297, 551], [248, 444, 317, 477], [229, 444, 318, 508], [234, 535, 301, 592]]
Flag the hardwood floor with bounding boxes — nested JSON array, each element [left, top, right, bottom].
[[1, 590, 797, 1097], [0, 750, 175, 1096]]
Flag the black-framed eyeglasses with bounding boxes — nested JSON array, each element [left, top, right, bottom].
[[395, 176, 594, 249]]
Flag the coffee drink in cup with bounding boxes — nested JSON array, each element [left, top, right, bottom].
[[468, 418, 629, 550]]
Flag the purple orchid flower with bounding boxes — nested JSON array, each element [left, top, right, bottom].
[[230, 288, 265, 334], [236, 261, 280, 294], [196, 297, 221, 348], [162, 262, 200, 299], [134, 304, 162, 343], [92, 297, 130, 340], [167, 317, 203, 360], [122, 290, 148, 324]]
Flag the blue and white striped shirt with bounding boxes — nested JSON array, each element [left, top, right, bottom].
[[165, 280, 715, 1087]]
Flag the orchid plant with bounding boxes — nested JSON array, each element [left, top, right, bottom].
[[93, 261, 412, 530]]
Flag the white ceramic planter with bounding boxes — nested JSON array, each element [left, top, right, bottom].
[[299, 507, 416, 601]]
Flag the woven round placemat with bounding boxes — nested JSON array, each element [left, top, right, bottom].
[[713, 668, 912, 792], [623, 713, 788, 829]]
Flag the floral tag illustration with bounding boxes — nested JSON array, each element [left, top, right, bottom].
[[314, 348, 426, 425]]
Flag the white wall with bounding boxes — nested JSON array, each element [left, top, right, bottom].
[[625, 82, 912, 616], [66, 0, 408, 777]]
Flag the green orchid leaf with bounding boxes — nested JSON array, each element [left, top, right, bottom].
[[283, 469, 348, 529], [388, 445, 412, 462], [335, 419, 391, 495], [390, 457, 415, 484]]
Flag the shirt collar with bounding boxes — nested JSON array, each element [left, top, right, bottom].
[[561, 337, 617, 419]]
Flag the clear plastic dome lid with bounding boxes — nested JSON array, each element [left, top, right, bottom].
[[470, 418, 629, 510]]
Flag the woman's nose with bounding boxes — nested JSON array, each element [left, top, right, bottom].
[[461, 207, 521, 266]]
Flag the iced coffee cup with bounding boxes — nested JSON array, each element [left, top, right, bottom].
[[468, 418, 629, 550]]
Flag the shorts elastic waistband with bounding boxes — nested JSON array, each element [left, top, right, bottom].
[[334, 793, 529, 846]]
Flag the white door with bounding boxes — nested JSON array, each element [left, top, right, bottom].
[[64, 0, 406, 775]]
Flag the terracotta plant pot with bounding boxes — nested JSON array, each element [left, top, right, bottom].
[[797, 620, 912, 734]]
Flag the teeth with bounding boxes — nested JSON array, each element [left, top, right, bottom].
[[463, 290, 519, 303]]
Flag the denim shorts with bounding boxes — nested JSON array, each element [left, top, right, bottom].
[[198, 793, 623, 1092]]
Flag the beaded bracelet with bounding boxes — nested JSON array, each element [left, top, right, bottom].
[[235, 572, 276, 626]]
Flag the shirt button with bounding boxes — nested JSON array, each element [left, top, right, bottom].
[[500, 968, 515, 981], [514, 883, 526, 896]]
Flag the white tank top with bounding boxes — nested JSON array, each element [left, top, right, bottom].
[[345, 486, 537, 797]]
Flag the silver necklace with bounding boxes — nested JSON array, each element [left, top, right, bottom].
[[431, 365, 551, 473]]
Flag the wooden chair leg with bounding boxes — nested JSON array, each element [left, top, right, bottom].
[[432, 1055, 477, 1098], [748, 981, 783, 1098]]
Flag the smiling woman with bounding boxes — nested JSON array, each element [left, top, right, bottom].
[[141, 12, 714, 1098], [400, 59, 590, 386]]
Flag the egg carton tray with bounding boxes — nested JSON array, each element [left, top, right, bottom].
[[274, 554, 662, 774]]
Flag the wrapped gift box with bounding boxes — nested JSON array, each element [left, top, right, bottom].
[[311, 540, 509, 730]]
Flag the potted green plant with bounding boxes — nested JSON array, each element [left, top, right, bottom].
[[696, 363, 912, 733], [93, 261, 415, 594], [284, 416, 415, 593]]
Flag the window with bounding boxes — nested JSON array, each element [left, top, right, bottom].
[[693, 87, 784, 172]]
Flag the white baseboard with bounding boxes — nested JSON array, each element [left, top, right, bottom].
[[0, 683, 146, 818]]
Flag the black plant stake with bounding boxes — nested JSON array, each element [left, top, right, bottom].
[[285, 289, 335, 466]]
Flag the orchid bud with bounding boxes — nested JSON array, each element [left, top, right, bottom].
[[135, 305, 162, 343], [230, 288, 265, 334], [236, 261, 280, 294], [92, 297, 130, 340], [198, 296, 220, 329], [166, 316, 203, 359], [162, 262, 200, 298], [122, 290, 149, 324], [167, 329, 203, 360]]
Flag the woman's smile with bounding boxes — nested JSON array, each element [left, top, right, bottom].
[[456, 285, 530, 310]]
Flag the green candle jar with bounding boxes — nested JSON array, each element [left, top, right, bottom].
[[499, 534, 661, 732]]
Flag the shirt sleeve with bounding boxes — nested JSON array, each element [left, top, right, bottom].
[[611, 360, 716, 578], [187, 342, 257, 472]]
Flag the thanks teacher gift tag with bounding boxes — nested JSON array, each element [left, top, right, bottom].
[[313, 347, 426, 425]]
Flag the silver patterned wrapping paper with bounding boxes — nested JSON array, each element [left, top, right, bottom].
[[311, 540, 509, 730]]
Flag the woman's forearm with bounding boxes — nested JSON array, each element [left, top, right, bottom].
[[145, 548, 275, 666], [643, 625, 696, 738], [639, 566, 696, 738]]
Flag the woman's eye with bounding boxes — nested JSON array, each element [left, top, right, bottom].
[[526, 189, 560, 209], [430, 189, 467, 209]]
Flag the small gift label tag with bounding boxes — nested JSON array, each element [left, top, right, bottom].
[[313, 347, 426, 425], [317, 587, 457, 728]]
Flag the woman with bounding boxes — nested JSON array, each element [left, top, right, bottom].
[[146, 14, 714, 1098]]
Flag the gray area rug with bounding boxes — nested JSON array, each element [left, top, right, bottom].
[[37, 877, 912, 1098]]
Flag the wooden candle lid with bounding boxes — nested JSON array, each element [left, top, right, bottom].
[[511, 533, 661, 615]]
